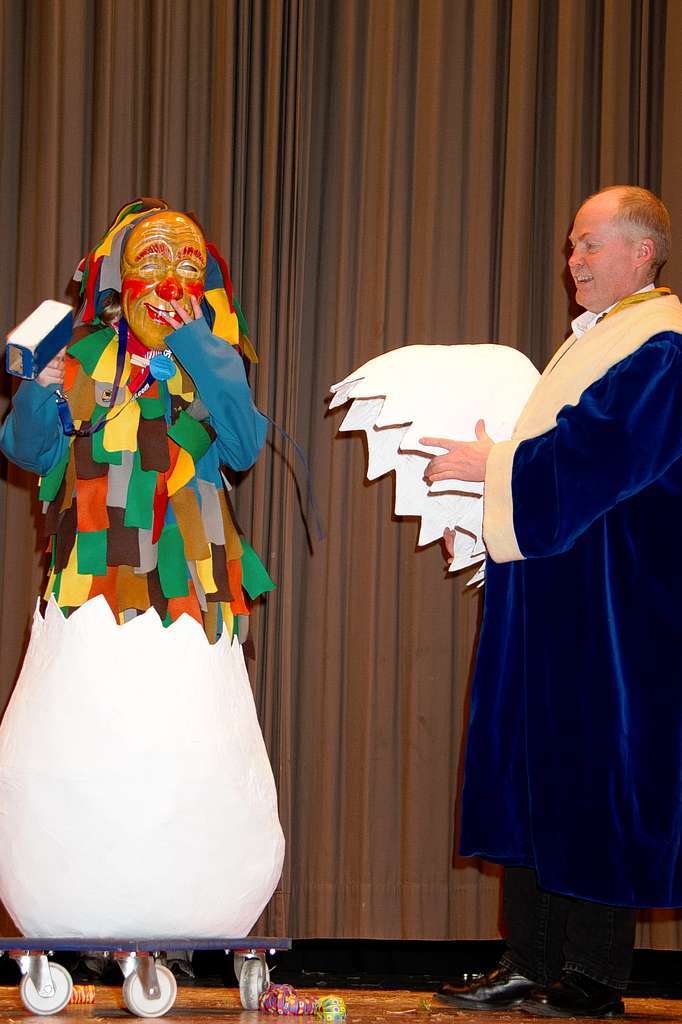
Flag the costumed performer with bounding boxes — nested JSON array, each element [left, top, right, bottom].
[[0, 197, 273, 637], [0, 198, 284, 940]]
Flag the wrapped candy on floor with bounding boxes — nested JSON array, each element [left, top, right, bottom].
[[0, 198, 284, 937]]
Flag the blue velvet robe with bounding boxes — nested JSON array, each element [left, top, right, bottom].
[[459, 329, 682, 908]]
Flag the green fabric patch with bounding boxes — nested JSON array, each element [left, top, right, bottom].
[[240, 539, 276, 599], [157, 523, 189, 598], [92, 409, 123, 463], [162, 610, 173, 628], [52, 570, 62, 602], [77, 529, 108, 576], [138, 394, 166, 420], [38, 447, 71, 502], [124, 451, 156, 530], [233, 296, 249, 337], [67, 325, 115, 377], [167, 410, 212, 462], [79, 259, 90, 299], [113, 201, 144, 228]]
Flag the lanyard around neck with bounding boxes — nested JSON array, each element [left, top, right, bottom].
[[599, 286, 671, 324]]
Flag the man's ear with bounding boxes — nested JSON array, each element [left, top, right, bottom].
[[635, 237, 655, 266]]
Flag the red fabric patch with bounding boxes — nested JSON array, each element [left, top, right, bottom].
[[126, 330, 147, 356], [152, 482, 168, 545], [88, 565, 119, 618], [227, 558, 249, 615], [75, 476, 110, 532], [128, 366, 150, 394], [168, 580, 203, 626], [82, 255, 104, 323], [63, 355, 79, 392], [162, 440, 181, 481], [151, 441, 181, 542]]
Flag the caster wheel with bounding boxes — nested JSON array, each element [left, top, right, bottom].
[[20, 963, 73, 1015], [122, 964, 177, 1018], [238, 957, 270, 1010], [232, 953, 245, 981]]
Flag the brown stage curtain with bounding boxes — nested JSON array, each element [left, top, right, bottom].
[[0, 0, 680, 946]]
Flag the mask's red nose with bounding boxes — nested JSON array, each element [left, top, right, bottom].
[[157, 276, 183, 301]]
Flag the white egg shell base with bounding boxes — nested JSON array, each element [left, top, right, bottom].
[[0, 596, 285, 938]]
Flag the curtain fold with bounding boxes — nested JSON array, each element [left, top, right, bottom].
[[0, 0, 679, 946]]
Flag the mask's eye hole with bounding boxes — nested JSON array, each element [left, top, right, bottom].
[[177, 260, 202, 276]]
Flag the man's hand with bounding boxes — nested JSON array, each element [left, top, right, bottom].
[[36, 349, 66, 389], [158, 295, 204, 329], [443, 526, 455, 565], [421, 419, 493, 483]]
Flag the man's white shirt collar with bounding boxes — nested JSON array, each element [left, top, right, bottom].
[[571, 283, 655, 337]]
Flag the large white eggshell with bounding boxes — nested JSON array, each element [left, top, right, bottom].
[[330, 343, 540, 581], [0, 597, 285, 938]]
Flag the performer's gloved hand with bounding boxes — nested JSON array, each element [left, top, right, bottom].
[[36, 348, 66, 388], [421, 419, 494, 483]]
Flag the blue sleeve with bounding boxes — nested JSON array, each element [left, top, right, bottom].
[[166, 318, 268, 471], [0, 380, 68, 476], [512, 332, 682, 558]]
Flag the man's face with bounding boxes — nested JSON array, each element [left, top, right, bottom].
[[121, 212, 207, 349], [568, 192, 648, 313]]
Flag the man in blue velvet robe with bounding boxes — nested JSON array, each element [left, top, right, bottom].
[[423, 186, 682, 1018]]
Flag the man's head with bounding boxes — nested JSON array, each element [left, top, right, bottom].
[[120, 210, 207, 349], [568, 186, 671, 313]]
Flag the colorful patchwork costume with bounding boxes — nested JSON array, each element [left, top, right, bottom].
[[1, 198, 274, 641]]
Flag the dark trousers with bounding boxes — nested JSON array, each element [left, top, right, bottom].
[[500, 866, 637, 991]]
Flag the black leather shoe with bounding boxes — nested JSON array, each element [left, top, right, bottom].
[[434, 964, 538, 1010], [519, 970, 625, 1017]]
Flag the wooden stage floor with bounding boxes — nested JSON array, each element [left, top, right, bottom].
[[0, 986, 679, 1023]]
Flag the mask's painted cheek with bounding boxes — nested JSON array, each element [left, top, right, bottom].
[[121, 277, 150, 303], [185, 281, 205, 300]]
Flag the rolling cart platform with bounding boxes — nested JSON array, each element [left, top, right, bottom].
[[0, 936, 291, 1016]]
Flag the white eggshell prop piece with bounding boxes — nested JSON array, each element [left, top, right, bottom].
[[330, 344, 540, 583], [0, 597, 285, 937]]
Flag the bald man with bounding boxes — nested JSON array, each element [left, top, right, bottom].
[[426, 187, 682, 1018]]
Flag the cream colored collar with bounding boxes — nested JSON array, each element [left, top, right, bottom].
[[516, 293, 682, 441], [571, 283, 655, 338]]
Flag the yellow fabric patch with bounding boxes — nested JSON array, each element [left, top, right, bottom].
[[103, 396, 140, 452], [240, 332, 259, 364], [221, 600, 234, 637], [196, 555, 218, 595], [92, 338, 131, 385], [166, 447, 195, 496], [205, 289, 239, 347], [44, 568, 56, 601], [219, 492, 244, 560], [58, 546, 93, 607], [166, 368, 195, 399]]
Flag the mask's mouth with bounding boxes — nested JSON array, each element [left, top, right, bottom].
[[144, 303, 183, 325]]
